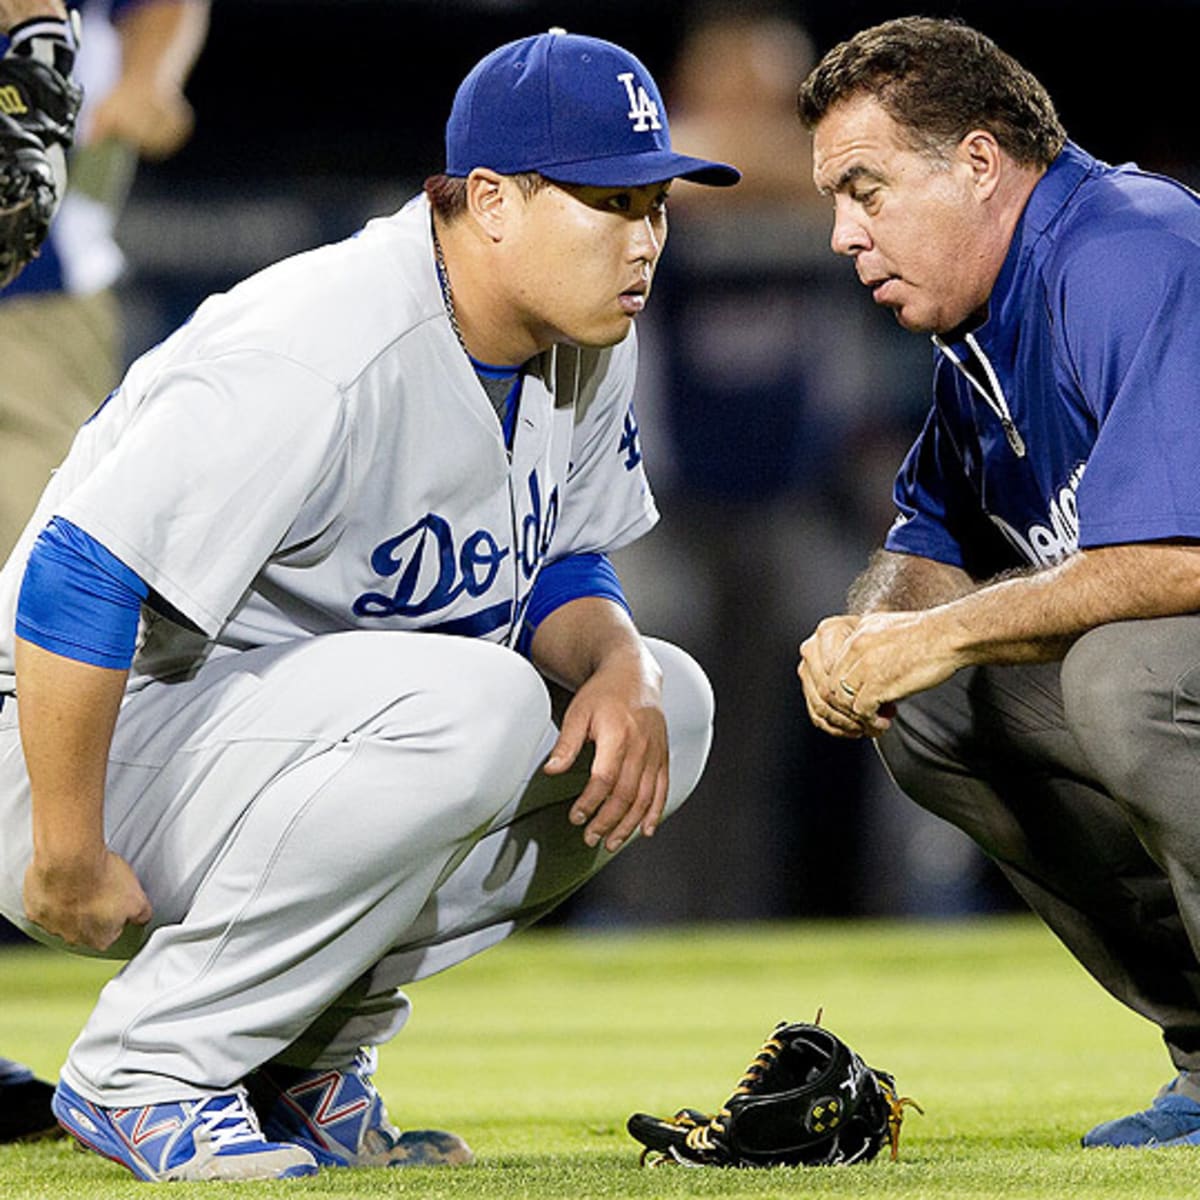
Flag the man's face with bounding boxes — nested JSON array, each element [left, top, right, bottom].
[[502, 180, 670, 350], [812, 94, 998, 334]]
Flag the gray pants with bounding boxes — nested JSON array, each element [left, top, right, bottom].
[[878, 616, 1200, 1071], [0, 633, 714, 1105]]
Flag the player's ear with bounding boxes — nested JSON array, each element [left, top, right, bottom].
[[958, 129, 1003, 201], [465, 168, 508, 241]]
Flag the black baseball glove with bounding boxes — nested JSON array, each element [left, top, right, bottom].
[[627, 1019, 921, 1168], [0, 19, 82, 289]]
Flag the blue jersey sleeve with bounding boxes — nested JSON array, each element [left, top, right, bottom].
[[515, 552, 630, 659], [1054, 189, 1200, 547], [16, 516, 149, 669]]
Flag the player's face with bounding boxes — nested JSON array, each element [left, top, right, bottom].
[[505, 181, 670, 350], [812, 94, 998, 334]]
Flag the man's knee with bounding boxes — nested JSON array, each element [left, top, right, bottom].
[[1061, 622, 1144, 738], [384, 640, 552, 818], [299, 635, 552, 836], [875, 680, 970, 813], [1062, 619, 1199, 809], [875, 678, 1031, 861], [1062, 622, 1169, 790]]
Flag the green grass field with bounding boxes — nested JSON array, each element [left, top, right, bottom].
[[2, 915, 1199, 1198]]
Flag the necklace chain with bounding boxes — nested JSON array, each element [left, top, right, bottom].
[[431, 221, 468, 355]]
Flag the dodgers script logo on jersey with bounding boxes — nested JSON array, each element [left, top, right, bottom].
[[352, 468, 560, 639], [989, 461, 1086, 568], [617, 71, 661, 132]]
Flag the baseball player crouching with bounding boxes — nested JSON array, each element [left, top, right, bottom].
[[0, 29, 737, 1181]]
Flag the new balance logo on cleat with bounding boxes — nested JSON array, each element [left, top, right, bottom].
[[250, 1047, 473, 1169], [284, 1069, 371, 1129], [52, 1078, 318, 1181]]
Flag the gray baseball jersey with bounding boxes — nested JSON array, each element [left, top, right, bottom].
[[0, 193, 719, 1108], [0, 193, 657, 687]]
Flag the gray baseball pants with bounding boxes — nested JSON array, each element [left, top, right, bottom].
[[0, 631, 713, 1104], [877, 616, 1200, 1071]]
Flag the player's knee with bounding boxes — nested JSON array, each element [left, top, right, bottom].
[[393, 641, 551, 823], [455, 642, 551, 768], [875, 709, 946, 814], [1062, 622, 1162, 801], [1062, 624, 1148, 748], [646, 638, 714, 819]]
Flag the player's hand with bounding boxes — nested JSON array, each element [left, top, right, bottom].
[[826, 609, 963, 731], [23, 847, 152, 951], [84, 75, 194, 159], [544, 653, 669, 853], [798, 614, 887, 738]]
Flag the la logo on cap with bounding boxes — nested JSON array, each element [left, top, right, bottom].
[[617, 72, 661, 132]]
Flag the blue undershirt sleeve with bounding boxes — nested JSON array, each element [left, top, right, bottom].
[[515, 552, 630, 659], [16, 516, 149, 669]]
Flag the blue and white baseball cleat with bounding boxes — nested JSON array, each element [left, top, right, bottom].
[[251, 1047, 473, 1168], [52, 1078, 318, 1180], [1082, 1076, 1200, 1147]]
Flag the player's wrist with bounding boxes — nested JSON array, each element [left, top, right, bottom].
[[31, 816, 108, 877], [922, 599, 986, 671]]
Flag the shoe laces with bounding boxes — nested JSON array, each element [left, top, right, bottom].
[[193, 1093, 268, 1152], [675, 1023, 792, 1157]]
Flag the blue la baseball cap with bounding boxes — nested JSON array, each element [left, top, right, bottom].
[[446, 29, 740, 188]]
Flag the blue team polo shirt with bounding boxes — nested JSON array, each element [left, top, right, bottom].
[[885, 141, 1200, 578]]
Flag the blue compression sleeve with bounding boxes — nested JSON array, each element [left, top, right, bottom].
[[516, 552, 631, 659], [16, 517, 149, 669]]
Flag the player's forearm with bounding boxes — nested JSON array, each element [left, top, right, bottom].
[[15, 637, 126, 871], [921, 542, 1200, 666], [847, 548, 977, 614], [115, 0, 208, 90], [531, 596, 661, 695], [0, 0, 67, 31]]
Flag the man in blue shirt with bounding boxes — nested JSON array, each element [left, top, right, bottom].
[[797, 16, 1200, 1148]]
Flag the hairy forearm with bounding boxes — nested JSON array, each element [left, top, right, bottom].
[[806, 541, 1200, 734], [924, 542, 1200, 667], [847, 549, 978, 614]]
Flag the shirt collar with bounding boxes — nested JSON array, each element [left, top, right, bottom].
[[959, 141, 1098, 348]]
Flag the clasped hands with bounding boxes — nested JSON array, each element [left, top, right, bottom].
[[798, 610, 961, 738]]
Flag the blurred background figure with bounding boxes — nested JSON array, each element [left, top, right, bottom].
[[0, 0, 208, 559], [568, 2, 999, 925]]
